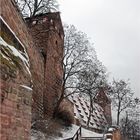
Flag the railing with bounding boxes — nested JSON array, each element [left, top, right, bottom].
[[64, 126, 81, 140], [81, 137, 104, 140]]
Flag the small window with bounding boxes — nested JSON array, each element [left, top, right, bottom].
[[80, 114, 84, 118], [85, 112, 88, 115], [55, 40, 58, 45], [78, 109, 81, 113], [1, 93, 5, 103], [83, 120, 86, 124], [83, 107, 86, 110], [32, 20, 37, 25]]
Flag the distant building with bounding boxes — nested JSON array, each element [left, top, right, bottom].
[[68, 89, 112, 133]]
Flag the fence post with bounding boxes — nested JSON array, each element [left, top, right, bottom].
[[80, 126, 81, 138]]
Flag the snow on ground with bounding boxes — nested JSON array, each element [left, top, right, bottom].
[[20, 85, 33, 91], [81, 127, 103, 137], [31, 124, 80, 140], [31, 130, 46, 140], [61, 124, 80, 139], [31, 124, 105, 140]]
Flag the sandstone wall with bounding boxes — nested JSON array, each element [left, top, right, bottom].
[[112, 129, 121, 140], [0, 0, 45, 139], [26, 13, 64, 117], [0, 1, 64, 139], [59, 99, 75, 123], [95, 88, 112, 125], [1, 0, 45, 120]]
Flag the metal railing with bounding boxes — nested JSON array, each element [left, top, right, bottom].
[[64, 126, 81, 140], [81, 137, 104, 140]]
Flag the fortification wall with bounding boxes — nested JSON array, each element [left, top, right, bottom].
[[26, 13, 64, 117], [1, 0, 45, 120], [0, 0, 45, 139]]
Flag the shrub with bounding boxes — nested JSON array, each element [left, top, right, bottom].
[[56, 110, 74, 126]]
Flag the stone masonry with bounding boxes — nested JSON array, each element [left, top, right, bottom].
[[95, 88, 112, 125], [0, 2, 33, 140], [26, 13, 64, 117]]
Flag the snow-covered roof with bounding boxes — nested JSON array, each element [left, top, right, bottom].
[[69, 94, 108, 130]]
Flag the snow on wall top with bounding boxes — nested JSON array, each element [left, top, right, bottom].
[[0, 36, 31, 76]]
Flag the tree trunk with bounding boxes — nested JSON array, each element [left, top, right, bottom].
[[117, 112, 120, 125], [87, 97, 93, 127], [117, 101, 121, 125], [117, 109, 120, 125]]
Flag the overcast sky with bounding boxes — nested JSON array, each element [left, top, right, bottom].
[[59, 0, 140, 97]]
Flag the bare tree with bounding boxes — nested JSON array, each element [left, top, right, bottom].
[[53, 25, 96, 116], [120, 104, 140, 140], [54, 25, 109, 122], [77, 59, 108, 127], [15, 0, 59, 17], [62, 25, 93, 96], [109, 79, 134, 125]]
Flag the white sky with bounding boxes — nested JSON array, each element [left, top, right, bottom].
[[59, 0, 140, 97]]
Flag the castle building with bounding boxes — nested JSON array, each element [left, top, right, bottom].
[[26, 12, 64, 119], [68, 88, 112, 133]]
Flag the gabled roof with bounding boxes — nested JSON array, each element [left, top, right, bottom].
[[95, 88, 111, 104], [68, 94, 108, 130]]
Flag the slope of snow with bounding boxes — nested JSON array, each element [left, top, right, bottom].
[[31, 130, 46, 140], [20, 85, 33, 91], [61, 124, 80, 139], [31, 124, 105, 140], [31, 124, 80, 140]]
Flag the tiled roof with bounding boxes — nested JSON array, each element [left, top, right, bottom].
[[68, 94, 108, 130]]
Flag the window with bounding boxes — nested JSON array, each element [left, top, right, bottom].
[[78, 109, 81, 113], [90, 122, 94, 125], [55, 40, 58, 46]]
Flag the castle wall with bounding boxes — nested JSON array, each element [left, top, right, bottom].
[[59, 99, 75, 123], [26, 13, 64, 117], [0, 0, 45, 139], [1, 0, 45, 120]]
